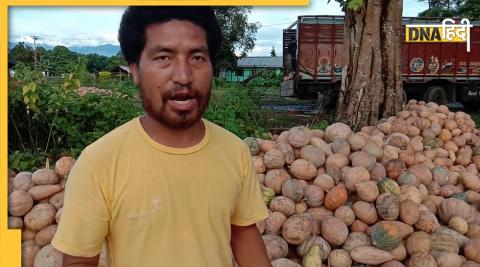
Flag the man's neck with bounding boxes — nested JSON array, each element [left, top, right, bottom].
[[139, 115, 205, 148]]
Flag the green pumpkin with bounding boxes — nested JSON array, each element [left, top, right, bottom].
[[397, 171, 420, 186], [303, 245, 322, 267], [377, 178, 401, 195], [371, 221, 402, 251], [262, 187, 275, 206], [243, 137, 259, 156], [432, 166, 449, 185], [423, 137, 443, 149], [473, 146, 480, 156], [450, 192, 468, 203]]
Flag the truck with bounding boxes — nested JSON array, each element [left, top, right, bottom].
[[281, 16, 480, 109]]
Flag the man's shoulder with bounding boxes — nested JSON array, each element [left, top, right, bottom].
[[204, 119, 247, 149]]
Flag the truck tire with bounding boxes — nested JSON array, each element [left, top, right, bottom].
[[463, 101, 479, 111], [424, 86, 447, 105]]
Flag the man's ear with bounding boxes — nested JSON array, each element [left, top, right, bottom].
[[130, 63, 139, 85]]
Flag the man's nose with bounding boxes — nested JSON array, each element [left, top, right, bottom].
[[171, 58, 193, 85]]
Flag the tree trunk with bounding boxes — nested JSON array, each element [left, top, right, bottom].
[[336, 0, 404, 132]]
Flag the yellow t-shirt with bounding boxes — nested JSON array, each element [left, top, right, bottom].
[[51, 117, 268, 267]]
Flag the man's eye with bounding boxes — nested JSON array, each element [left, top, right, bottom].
[[192, 56, 206, 62], [154, 55, 169, 61]]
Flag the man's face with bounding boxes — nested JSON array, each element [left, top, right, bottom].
[[131, 20, 213, 129]]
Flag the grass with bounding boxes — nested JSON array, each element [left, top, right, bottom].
[[212, 85, 332, 132]]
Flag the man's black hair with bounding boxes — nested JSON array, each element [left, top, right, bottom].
[[118, 6, 222, 66]]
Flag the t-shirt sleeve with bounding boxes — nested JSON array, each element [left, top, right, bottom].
[[51, 152, 110, 257], [231, 145, 269, 226]]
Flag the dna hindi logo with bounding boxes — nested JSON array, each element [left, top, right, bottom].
[[406, 18, 473, 52]]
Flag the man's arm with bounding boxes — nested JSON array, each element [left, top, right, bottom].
[[62, 254, 99, 267], [231, 224, 272, 267]]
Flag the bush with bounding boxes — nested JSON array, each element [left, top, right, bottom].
[[98, 71, 112, 79], [247, 70, 283, 88], [8, 68, 142, 171], [204, 85, 266, 139]]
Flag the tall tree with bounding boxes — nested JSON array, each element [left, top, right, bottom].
[[9, 42, 35, 68], [270, 46, 277, 57], [213, 7, 260, 73], [457, 0, 480, 18], [334, 0, 404, 131], [418, 0, 480, 18], [45, 46, 79, 76]]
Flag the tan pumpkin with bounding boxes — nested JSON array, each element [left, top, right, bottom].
[[343, 166, 371, 192], [350, 246, 394, 265], [31, 169, 59, 185], [376, 193, 400, 221], [328, 249, 352, 267], [282, 213, 313, 245], [347, 133, 366, 151], [8, 190, 33, 217], [408, 253, 438, 267], [276, 142, 296, 164], [300, 145, 326, 168], [353, 201, 378, 225], [438, 198, 475, 224], [321, 216, 349, 246], [435, 252, 462, 267], [464, 238, 480, 263], [399, 199, 420, 225], [356, 181, 380, 202]]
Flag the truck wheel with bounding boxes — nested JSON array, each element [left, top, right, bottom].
[[463, 101, 479, 111], [424, 86, 447, 105]]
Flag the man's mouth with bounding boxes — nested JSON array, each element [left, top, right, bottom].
[[173, 99, 193, 105], [168, 95, 197, 111]]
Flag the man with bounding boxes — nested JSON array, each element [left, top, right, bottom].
[[52, 6, 270, 267]]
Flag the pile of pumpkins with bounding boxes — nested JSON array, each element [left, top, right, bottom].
[[246, 100, 480, 267], [7, 158, 107, 267]]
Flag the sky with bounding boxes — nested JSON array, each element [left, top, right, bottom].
[[8, 1, 429, 56]]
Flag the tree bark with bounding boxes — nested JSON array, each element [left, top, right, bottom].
[[336, 0, 404, 132]]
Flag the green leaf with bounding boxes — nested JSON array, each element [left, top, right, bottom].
[[22, 85, 30, 95], [29, 82, 37, 92], [347, 0, 363, 11]]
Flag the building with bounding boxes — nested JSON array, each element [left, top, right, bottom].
[[220, 56, 283, 82], [8, 60, 15, 77]]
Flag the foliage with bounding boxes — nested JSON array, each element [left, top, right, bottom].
[[247, 70, 283, 88], [8, 64, 142, 171], [213, 7, 260, 73], [418, 0, 480, 18], [99, 71, 112, 79], [310, 120, 330, 130], [457, 0, 480, 18], [204, 85, 266, 139], [329, 0, 364, 11], [9, 42, 35, 68]]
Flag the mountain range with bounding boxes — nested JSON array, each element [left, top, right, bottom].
[[8, 42, 121, 57]]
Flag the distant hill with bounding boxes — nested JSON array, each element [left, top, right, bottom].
[[8, 42, 120, 57], [69, 44, 120, 57]]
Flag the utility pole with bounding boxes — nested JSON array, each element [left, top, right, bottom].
[[31, 35, 39, 69]]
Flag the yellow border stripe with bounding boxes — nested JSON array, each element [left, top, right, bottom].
[[2, 1, 309, 266], [2, 2, 22, 266], [7, 0, 309, 5]]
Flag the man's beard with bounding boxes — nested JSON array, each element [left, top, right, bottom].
[[139, 83, 211, 129]]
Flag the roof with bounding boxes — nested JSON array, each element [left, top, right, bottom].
[[119, 65, 131, 73], [237, 57, 283, 68]]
